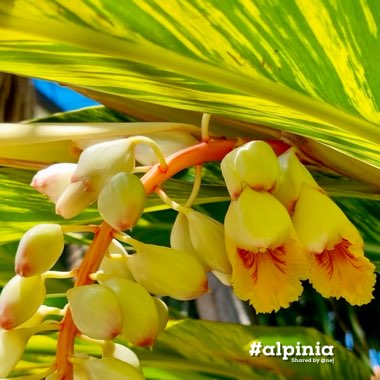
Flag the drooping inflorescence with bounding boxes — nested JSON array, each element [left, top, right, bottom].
[[0, 123, 375, 379]]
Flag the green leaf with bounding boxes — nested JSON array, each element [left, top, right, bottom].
[[136, 319, 371, 380], [0, 0, 379, 169]]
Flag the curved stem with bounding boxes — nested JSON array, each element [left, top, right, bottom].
[[185, 165, 203, 208], [155, 187, 189, 214]]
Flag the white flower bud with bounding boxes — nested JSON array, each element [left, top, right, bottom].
[[84, 357, 144, 380], [135, 131, 198, 165], [15, 224, 64, 277], [152, 297, 169, 333], [103, 277, 159, 347], [72, 139, 135, 193], [99, 240, 134, 280], [126, 242, 208, 300], [67, 284, 122, 340], [55, 180, 97, 219], [31, 163, 77, 203], [102, 342, 141, 370], [186, 210, 231, 273], [98, 173, 146, 231], [0, 328, 33, 377], [0, 275, 46, 330]]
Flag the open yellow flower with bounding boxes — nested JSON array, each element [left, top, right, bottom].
[[224, 188, 307, 313], [292, 185, 376, 305]]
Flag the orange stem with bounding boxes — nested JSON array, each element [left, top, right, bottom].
[[54, 137, 290, 379]]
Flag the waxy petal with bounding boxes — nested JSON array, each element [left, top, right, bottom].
[[292, 185, 362, 252], [84, 357, 144, 380], [72, 139, 134, 193], [309, 240, 375, 305], [0, 275, 46, 330], [274, 150, 319, 212], [233, 141, 280, 191], [31, 163, 77, 203], [15, 224, 64, 277], [127, 242, 208, 300], [186, 209, 231, 273], [103, 277, 159, 347], [55, 180, 97, 219], [225, 232, 306, 313], [67, 284, 122, 340], [0, 328, 33, 377], [98, 173, 146, 231], [225, 188, 293, 250]]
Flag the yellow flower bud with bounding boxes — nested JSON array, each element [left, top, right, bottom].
[[186, 209, 231, 274], [220, 149, 243, 199], [221, 141, 280, 198], [274, 150, 319, 212], [102, 277, 159, 347], [97, 173, 146, 231], [170, 213, 197, 257], [72, 139, 135, 193], [0, 275, 46, 330], [171, 210, 231, 273], [226, 188, 292, 250], [135, 131, 198, 165], [31, 163, 77, 203], [233, 141, 280, 191], [84, 357, 144, 380], [15, 224, 64, 277], [55, 180, 97, 219], [0, 327, 33, 378], [67, 284, 122, 340], [99, 240, 135, 280], [152, 297, 169, 333], [126, 242, 208, 300]]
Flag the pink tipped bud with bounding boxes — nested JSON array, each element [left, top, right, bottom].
[[72, 139, 135, 193], [84, 357, 144, 380], [98, 173, 146, 231], [126, 242, 208, 300], [135, 131, 198, 165], [55, 180, 97, 219], [103, 277, 160, 347], [67, 284, 122, 340], [15, 224, 64, 277], [0, 328, 33, 378], [31, 163, 77, 203], [0, 275, 46, 330]]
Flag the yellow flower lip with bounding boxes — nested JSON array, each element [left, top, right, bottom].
[[292, 185, 376, 306], [292, 185, 362, 253], [224, 188, 307, 313]]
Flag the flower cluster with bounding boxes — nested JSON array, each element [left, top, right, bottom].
[[1, 133, 209, 379], [221, 142, 376, 312], [0, 130, 376, 379]]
